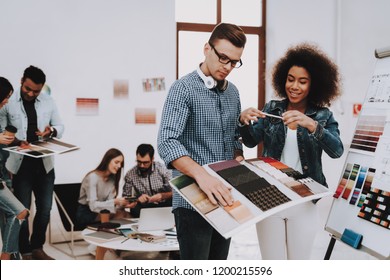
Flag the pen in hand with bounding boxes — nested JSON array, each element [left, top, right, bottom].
[[261, 112, 283, 119]]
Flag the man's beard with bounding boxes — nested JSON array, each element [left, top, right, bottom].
[[138, 166, 151, 176]]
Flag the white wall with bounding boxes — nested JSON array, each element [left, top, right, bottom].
[[2, 0, 390, 189], [0, 0, 176, 183], [266, 0, 390, 190]]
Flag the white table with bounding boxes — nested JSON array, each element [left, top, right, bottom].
[[82, 228, 179, 260]]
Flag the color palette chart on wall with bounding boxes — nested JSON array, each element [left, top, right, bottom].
[[333, 163, 375, 207], [332, 161, 390, 231], [325, 53, 390, 259], [333, 162, 376, 207], [358, 187, 390, 230], [76, 98, 99, 116], [350, 114, 386, 153]]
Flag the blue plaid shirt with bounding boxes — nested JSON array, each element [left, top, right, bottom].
[[158, 70, 242, 210]]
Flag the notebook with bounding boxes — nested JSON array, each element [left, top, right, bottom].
[[84, 230, 123, 243], [137, 207, 175, 231]]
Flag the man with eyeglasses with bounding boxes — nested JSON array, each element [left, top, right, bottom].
[[122, 144, 172, 218], [0, 65, 64, 260], [158, 23, 247, 260]]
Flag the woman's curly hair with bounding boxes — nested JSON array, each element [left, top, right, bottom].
[[272, 43, 341, 107]]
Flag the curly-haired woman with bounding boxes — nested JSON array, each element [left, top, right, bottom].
[[239, 43, 344, 259]]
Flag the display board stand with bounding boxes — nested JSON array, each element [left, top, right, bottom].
[[324, 235, 336, 260], [324, 46, 390, 260]]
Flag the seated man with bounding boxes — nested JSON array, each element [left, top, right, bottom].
[[123, 144, 172, 217]]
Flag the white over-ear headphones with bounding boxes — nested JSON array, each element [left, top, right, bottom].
[[197, 66, 217, 89]]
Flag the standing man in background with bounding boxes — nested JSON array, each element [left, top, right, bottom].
[[0, 65, 64, 260], [158, 23, 246, 259]]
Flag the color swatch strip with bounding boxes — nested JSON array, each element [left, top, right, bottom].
[[357, 168, 376, 207], [341, 164, 360, 200], [349, 166, 368, 205], [334, 163, 353, 198], [350, 115, 386, 153]]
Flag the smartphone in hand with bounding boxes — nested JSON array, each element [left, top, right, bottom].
[[125, 196, 137, 203]]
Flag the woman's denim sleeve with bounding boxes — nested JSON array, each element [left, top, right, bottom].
[[312, 110, 344, 158], [239, 103, 271, 148]]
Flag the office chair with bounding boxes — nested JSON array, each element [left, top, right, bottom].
[[49, 183, 88, 258]]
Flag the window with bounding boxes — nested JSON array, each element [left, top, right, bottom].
[[176, 0, 266, 158]]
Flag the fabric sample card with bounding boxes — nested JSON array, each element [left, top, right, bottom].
[[205, 208, 239, 233], [290, 183, 313, 197], [216, 165, 253, 181], [299, 178, 329, 194], [208, 159, 241, 172], [245, 184, 291, 212], [284, 180, 302, 188], [171, 175, 195, 190], [280, 168, 306, 180], [180, 183, 219, 214], [279, 176, 296, 184], [224, 170, 260, 187], [258, 157, 278, 163], [216, 164, 265, 189], [234, 177, 270, 196], [268, 161, 289, 170], [224, 200, 254, 223]]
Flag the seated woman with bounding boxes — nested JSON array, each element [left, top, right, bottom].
[[0, 77, 29, 260], [76, 148, 136, 228]]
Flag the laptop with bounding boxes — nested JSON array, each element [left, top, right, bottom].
[[137, 207, 175, 231]]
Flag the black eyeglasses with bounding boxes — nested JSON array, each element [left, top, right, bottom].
[[136, 160, 151, 166], [209, 42, 243, 68]]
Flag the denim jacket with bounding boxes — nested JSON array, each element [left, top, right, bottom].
[[239, 99, 344, 186], [0, 89, 64, 174]]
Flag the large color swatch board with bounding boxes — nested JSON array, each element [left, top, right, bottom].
[[325, 47, 390, 259], [170, 158, 330, 239]]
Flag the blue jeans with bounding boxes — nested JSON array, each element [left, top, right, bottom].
[[173, 207, 231, 260], [76, 203, 98, 229], [12, 158, 55, 254], [0, 181, 26, 256]]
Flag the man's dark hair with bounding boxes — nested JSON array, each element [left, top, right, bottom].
[[208, 22, 247, 48], [22, 65, 46, 85], [136, 144, 154, 158], [0, 77, 13, 102]]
